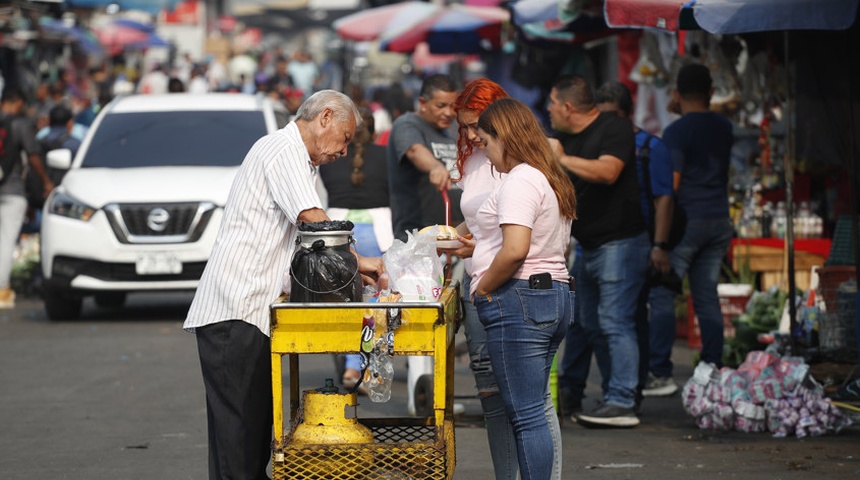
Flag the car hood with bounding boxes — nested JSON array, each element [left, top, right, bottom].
[[59, 166, 240, 207]]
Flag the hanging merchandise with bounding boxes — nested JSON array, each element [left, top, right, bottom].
[[354, 293, 407, 403]]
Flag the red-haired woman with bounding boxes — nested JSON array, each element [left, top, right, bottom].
[[443, 79, 563, 480]]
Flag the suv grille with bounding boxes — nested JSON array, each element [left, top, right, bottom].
[[105, 202, 216, 244]]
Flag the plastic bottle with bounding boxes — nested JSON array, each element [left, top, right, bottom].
[[795, 202, 811, 239], [761, 201, 773, 238], [366, 350, 394, 403], [773, 202, 786, 239]]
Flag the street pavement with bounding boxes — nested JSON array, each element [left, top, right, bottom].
[[1, 292, 858, 480]]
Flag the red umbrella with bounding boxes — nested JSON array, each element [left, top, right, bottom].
[[333, 1, 509, 54], [333, 1, 439, 42], [95, 22, 170, 56]]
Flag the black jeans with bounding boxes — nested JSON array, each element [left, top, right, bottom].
[[197, 320, 272, 480]]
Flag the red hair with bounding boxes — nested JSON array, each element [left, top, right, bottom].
[[453, 78, 509, 177]]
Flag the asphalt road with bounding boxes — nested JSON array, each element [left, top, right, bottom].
[[1, 292, 858, 480]]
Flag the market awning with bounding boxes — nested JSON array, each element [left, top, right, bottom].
[[603, 0, 859, 33], [604, 0, 697, 31], [691, 0, 859, 34]]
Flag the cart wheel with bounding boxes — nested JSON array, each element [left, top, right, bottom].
[[413, 374, 434, 417]]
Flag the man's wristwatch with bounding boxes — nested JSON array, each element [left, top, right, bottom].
[[653, 242, 670, 251]]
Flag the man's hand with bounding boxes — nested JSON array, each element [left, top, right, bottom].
[[650, 247, 671, 274], [548, 137, 565, 161], [357, 254, 386, 289], [429, 164, 452, 192]]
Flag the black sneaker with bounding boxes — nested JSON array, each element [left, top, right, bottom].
[[575, 403, 640, 428], [559, 388, 583, 418], [833, 379, 860, 402]]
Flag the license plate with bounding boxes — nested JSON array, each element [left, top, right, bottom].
[[135, 253, 183, 275]]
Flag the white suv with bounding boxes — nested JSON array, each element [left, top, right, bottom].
[[41, 93, 290, 320]]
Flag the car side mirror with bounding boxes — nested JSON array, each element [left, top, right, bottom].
[[46, 148, 73, 170]]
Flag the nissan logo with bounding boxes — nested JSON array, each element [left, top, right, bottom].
[[147, 208, 170, 232]]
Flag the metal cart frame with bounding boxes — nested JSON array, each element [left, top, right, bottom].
[[269, 284, 460, 479]]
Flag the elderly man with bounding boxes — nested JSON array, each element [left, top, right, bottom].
[[184, 90, 385, 480]]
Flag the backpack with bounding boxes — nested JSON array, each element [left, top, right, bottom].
[[640, 135, 687, 250]]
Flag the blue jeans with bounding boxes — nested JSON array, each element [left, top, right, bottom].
[[643, 285, 678, 379], [558, 248, 610, 402], [463, 275, 563, 480], [576, 233, 649, 409], [475, 278, 571, 480], [668, 218, 733, 366]]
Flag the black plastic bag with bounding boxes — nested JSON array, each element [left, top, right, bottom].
[[289, 221, 361, 303]]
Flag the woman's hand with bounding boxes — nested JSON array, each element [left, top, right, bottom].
[[437, 234, 475, 259]]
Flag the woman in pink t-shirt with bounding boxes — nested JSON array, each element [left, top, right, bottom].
[[446, 79, 563, 480], [471, 98, 576, 480]]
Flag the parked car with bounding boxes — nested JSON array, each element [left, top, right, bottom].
[[40, 93, 290, 320]]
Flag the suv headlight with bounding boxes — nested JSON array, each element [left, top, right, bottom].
[[47, 190, 97, 221]]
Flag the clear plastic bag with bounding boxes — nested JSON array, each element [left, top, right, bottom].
[[383, 229, 444, 301]]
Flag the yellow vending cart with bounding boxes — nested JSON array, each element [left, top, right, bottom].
[[269, 284, 460, 479]]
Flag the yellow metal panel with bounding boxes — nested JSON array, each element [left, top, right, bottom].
[[271, 303, 444, 354]]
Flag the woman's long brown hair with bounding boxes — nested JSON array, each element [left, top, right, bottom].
[[477, 98, 577, 220]]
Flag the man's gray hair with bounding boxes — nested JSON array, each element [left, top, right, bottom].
[[295, 90, 362, 128]]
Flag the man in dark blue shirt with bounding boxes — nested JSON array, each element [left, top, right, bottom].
[[662, 63, 734, 369]]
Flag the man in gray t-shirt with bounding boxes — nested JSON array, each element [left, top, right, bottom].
[[386, 74, 462, 241]]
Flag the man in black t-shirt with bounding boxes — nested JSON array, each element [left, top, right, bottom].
[[548, 75, 649, 428]]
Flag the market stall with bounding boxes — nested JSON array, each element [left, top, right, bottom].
[[730, 238, 833, 291]]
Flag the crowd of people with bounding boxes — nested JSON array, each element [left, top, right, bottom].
[[174, 59, 734, 479], [3, 47, 738, 479]]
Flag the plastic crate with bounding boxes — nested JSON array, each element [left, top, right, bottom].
[[687, 284, 753, 349]]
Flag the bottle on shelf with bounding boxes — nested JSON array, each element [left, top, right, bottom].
[[761, 201, 773, 238], [773, 201, 787, 239]]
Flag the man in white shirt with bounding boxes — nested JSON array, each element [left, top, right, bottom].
[[184, 90, 385, 480]]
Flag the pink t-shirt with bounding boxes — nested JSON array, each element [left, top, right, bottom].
[[456, 150, 504, 275], [470, 163, 572, 296]]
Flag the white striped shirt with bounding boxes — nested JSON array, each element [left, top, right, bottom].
[[183, 122, 321, 336]]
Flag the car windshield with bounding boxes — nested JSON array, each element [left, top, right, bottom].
[[81, 110, 267, 168]]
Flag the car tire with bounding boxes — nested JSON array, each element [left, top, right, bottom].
[[44, 287, 83, 321], [94, 292, 127, 309]]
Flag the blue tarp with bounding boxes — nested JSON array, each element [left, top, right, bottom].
[[64, 0, 182, 14], [691, 0, 859, 34]]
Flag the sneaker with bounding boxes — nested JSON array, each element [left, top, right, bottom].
[[833, 379, 860, 402], [559, 388, 583, 418], [0, 287, 15, 309], [575, 403, 640, 428], [642, 374, 678, 397], [567, 401, 584, 424]]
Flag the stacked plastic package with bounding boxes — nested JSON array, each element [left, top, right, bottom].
[[682, 351, 853, 438]]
